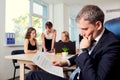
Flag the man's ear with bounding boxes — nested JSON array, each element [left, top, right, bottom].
[[95, 21, 102, 30]]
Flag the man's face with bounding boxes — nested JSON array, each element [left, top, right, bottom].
[[77, 18, 100, 40]]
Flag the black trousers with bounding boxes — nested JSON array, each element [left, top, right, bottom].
[[26, 70, 67, 80]]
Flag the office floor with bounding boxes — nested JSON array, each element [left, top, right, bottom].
[[8, 76, 26, 80], [8, 77, 19, 80], [13, 78, 19, 80], [16, 78, 19, 80]]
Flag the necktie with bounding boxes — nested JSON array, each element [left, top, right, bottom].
[[88, 39, 96, 51], [69, 40, 96, 80]]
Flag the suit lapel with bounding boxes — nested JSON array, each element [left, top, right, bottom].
[[90, 29, 109, 57]]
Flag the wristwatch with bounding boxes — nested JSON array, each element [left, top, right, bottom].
[[80, 48, 88, 53], [78, 48, 88, 56]]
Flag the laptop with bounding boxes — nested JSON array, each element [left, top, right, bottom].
[[54, 41, 76, 54]]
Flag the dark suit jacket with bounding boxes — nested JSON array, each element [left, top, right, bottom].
[[68, 29, 120, 80]]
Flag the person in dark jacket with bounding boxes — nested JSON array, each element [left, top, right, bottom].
[[26, 5, 120, 80]]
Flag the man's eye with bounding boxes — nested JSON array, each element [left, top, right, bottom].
[[82, 28, 87, 30]]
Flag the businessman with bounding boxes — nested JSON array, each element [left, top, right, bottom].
[[26, 5, 120, 80]]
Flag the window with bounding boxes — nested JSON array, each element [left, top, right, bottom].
[[69, 17, 80, 49], [5, 0, 48, 45]]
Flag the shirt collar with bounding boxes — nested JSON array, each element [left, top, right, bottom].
[[95, 28, 105, 43]]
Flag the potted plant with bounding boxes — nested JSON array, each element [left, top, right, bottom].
[[61, 47, 69, 57]]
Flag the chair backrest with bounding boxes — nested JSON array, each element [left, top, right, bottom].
[[11, 50, 24, 67], [104, 17, 120, 39], [79, 34, 83, 43], [54, 41, 76, 54]]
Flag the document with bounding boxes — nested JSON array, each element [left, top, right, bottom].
[[32, 52, 64, 77]]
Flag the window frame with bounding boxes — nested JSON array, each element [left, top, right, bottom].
[[5, 0, 49, 46], [69, 17, 80, 49]]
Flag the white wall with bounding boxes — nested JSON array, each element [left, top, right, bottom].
[[0, 0, 26, 80], [0, 16, 24, 80], [52, 3, 69, 41], [102, 3, 120, 21], [53, 4, 64, 41], [70, 0, 120, 22]]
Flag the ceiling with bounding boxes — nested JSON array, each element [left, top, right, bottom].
[[42, 0, 120, 19], [42, 0, 120, 6], [42, 0, 81, 5]]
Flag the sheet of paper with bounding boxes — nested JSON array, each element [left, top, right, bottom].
[[32, 52, 64, 77]]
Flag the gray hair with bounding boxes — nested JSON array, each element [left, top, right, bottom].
[[75, 5, 105, 25]]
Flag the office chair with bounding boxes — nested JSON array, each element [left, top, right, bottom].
[[11, 50, 29, 80], [63, 65, 76, 79], [104, 17, 120, 39]]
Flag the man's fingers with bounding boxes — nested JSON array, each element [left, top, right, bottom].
[[82, 33, 87, 39], [88, 34, 92, 41], [52, 60, 61, 66]]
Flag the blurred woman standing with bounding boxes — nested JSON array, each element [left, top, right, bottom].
[[41, 21, 56, 53]]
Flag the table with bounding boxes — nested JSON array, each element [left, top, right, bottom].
[[5, 53, 73, 80]]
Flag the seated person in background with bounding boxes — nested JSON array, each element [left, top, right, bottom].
[[41, 21, 56, 53], [55, 31, 76, 55], [59, 31, 71, 42], [24, 27, 39, 70], [58, 31, 73, 78]]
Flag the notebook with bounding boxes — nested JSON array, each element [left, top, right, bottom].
[[54, 41, 76, 54]]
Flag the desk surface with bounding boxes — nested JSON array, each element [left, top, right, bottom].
[[5, 54, 33, 61], [5, 53, 74, 61], [5, 53, 74, 80]]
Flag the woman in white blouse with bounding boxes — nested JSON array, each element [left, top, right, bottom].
[[41, 21, 56, 53]]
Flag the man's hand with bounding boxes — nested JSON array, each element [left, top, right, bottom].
[[80, 34, 92, 49], [52, 60, 68, 67]]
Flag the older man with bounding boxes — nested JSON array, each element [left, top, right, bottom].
[[26, 5, 120, 80]]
